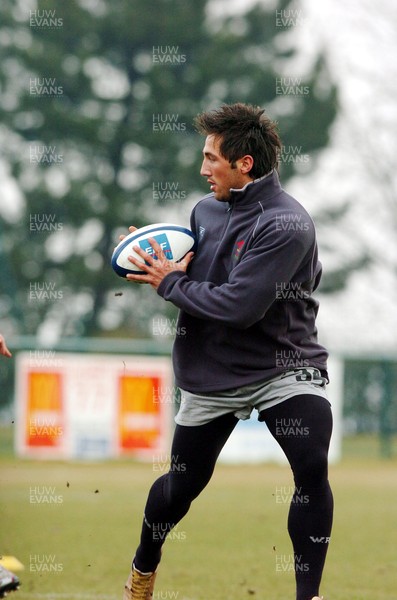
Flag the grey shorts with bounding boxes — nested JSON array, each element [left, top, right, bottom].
[[176, 368, 328, 426]]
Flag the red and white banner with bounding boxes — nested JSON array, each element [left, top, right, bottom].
[[15, 352, 173, 460]]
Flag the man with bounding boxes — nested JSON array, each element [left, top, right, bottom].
[[0, 333, 20, 598], [0, 334, 12, 358], [122, 103, 333, 600]]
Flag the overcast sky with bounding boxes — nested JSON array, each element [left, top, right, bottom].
[[292, 0, 397, 354], [210, 0, 397, 353]]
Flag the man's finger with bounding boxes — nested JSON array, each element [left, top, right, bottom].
[[150, 238, 171, 260], [181, 251, 195, 267], [126, 273, 151, 283], [128, 246, 154, 266]]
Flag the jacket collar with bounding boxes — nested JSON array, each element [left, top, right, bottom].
[[227, 169, 282, 209]]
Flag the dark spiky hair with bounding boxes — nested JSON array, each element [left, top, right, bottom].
[[194, 103, 281, 178]]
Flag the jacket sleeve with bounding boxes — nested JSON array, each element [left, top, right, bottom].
[[157, 218, 316, 329]]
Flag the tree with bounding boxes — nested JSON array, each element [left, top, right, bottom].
[[0, 0, 337, 342]]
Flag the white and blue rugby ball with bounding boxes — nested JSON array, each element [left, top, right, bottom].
[[112, 223, 197, 278]]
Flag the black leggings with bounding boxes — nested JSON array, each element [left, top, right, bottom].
[[134, 394, 333, 600]]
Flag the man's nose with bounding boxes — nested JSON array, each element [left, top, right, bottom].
[[200, 159, 210, 177]]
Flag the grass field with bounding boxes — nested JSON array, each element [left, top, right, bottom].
[[1, 431, 396, 600]]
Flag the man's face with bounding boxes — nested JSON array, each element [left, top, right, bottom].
[[200, 135, 251, 202]]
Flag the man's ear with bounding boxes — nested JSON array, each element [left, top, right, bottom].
[[238, 154, 254, 175]]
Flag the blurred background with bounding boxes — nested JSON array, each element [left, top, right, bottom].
[[0, 1, 397, 598], [0, 0, 396, 458]]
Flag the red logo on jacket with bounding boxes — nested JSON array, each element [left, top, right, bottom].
[[233, 240, 245, 261]]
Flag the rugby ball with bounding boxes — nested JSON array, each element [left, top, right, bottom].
[[112, 223, 197, 278]]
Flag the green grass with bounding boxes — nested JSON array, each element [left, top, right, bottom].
[[0, 433, 396, 600]]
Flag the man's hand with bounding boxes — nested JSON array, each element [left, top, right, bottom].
[[118, 225, 137, 243], [126, 237, 194, 290], [0, 334, 12, 358]]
